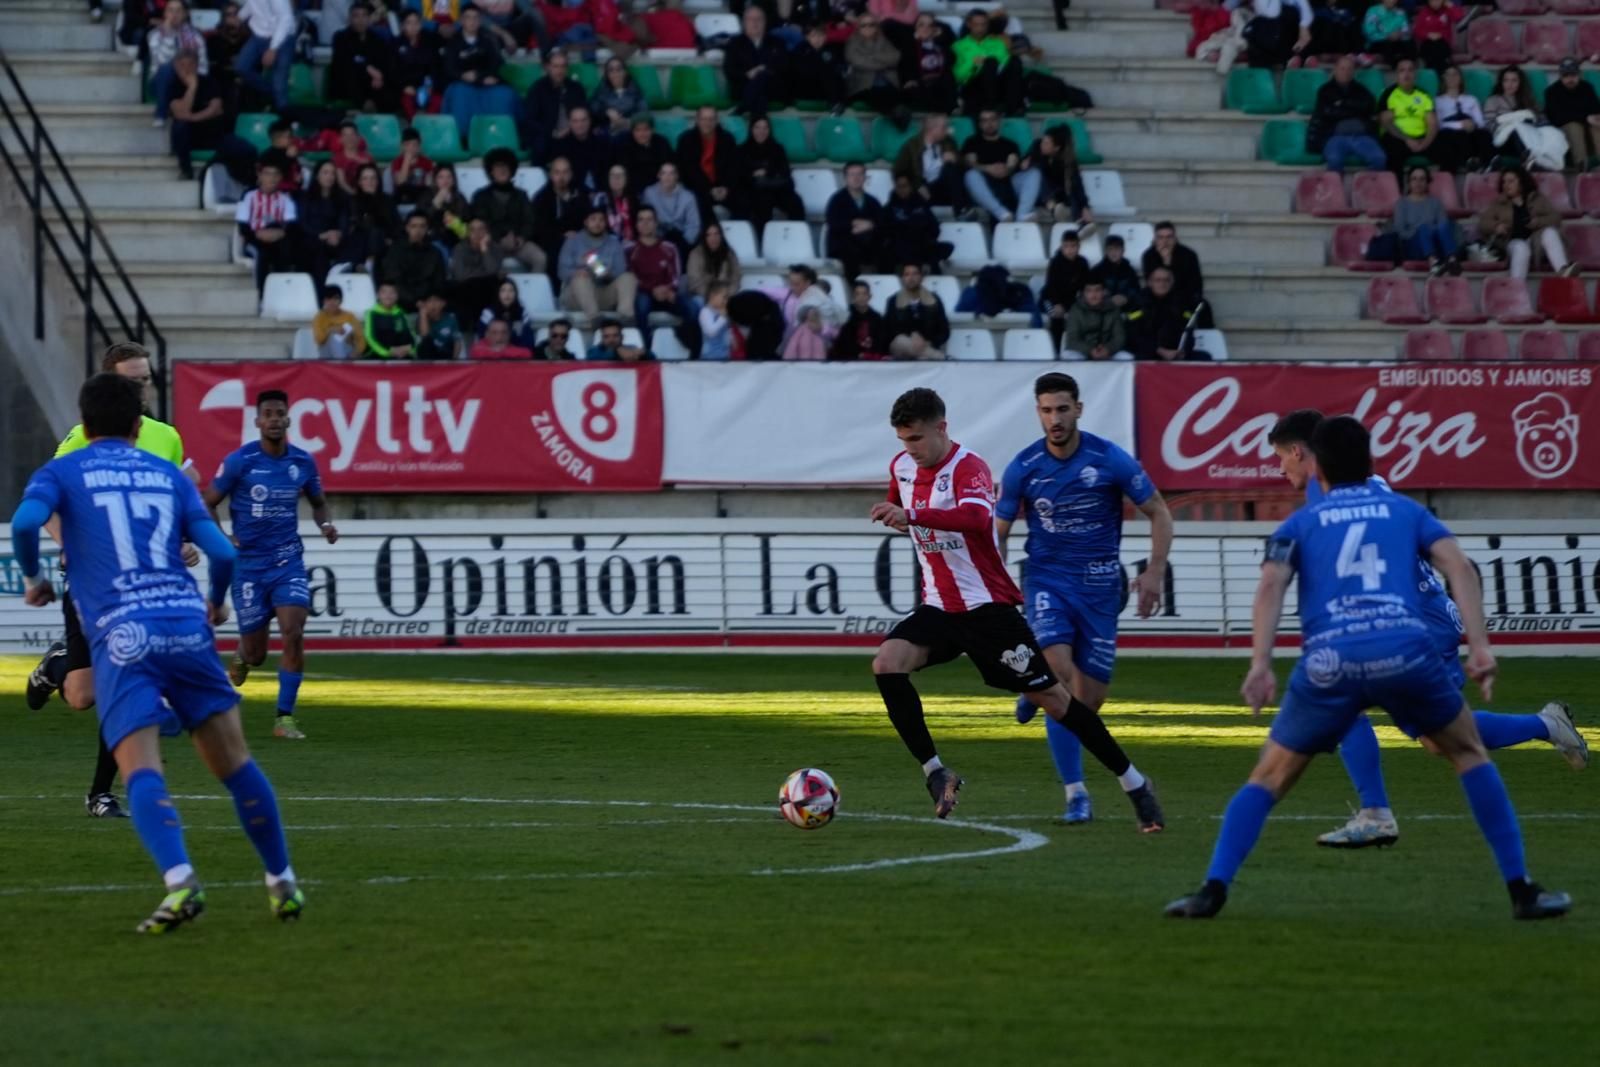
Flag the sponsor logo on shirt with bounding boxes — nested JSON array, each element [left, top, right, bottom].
[[999, 644, 1035, 675]]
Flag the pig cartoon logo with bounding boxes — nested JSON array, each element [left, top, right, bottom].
[[1511, 392, 1579, 481]]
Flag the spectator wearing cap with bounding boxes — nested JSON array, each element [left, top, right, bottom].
[[470, 147, 546, 272], [1546, 58, 1600, 172], [725, 6, 790, 116], [1143, 221, 1205, 313], [379, 212, 449, 311], [1378, 58, 1439, 174], [550, 105, 613, 192], [953, 10, 1023, 117], [533, 156, 596, 276], [328, 2, 395, 113], [1063, 280, 1130, 361], [1222, 0, 1311, 69], [629, 206, 695, 334], [642, 161, 702, 257], [676, 106, 746, 226], [1041, 228, 1090, 353], [961, 108, 1041, 222], [826, 163, 889, 280], [1126, 267, 1196, 362], [619, 116, 675, 198], [234, 0, 296, 110], [442, 7, 519, 147], [1091, 235, 1141, 310], [893, 113, 966, 211], [165, 49, 227, 179], [898, 14, 957, 115], [558, 206, 640, 321]]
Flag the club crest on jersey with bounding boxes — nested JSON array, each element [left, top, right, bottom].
[[249, 484, 270, 502], [1079, 465, 1100, 487], [1000, 644, 1035, 675], [289, 463, 300, 481], [1305, 647, 1342, 688], [936, 473, 951, 492]]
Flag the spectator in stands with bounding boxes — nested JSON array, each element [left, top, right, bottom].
[[595, 163, 640, 243], [1127, 267, 1195, 361], [620, 116, 676, 196], [1223, 0, 1311, 69], [882, 263, 949, 360], [298, 160, 352, 285], [472, 147, 546, 272], [1433, 65, 1490, 173], [784, 304, 832, 359], [780, 265, 842, 339], [320, 0, 353, 47], [235, 159, 299, 295], [1412, 0, 1462, 74], [333, 120, 375, 193], [961, 109, 1040, 222], [425, 164, 471, 245], [1478, 166, 1577, 278], [390, 128, 435, 207], [872, 0, 920, 46], [1023, 124, 1090, 225], [559, 206, 639, 320], [698, 282, 734, 360], [786, 23, 848, 115], [349, 164, 399, 270], [312, 286, 365, 359], [826, 162, 888, 280], [1393, 165, 1460, 276], [736, 115, 806, 233], [593, 57, 647, 138], [1546, 58, 1600, 173], [525, 51, 588, 166], [954, 10, 1023, 117], [416, 290, 467, 359], [443, 7, 518, 146], [470, 317, 535, 359], [206, 2, 252, 98], [532, 156, 592, 271], [478, 280, 539, 349], [832, 280, 889, 359], [234, 0, 295, 111], [1092, 234, 1141, 309], [844, 13, 904, 115], [642, 161, 702, 255], [1143, 221, 1205, 314], [1484, 66, 1540, 159], [637, 0, 697, 51], [1064, 279, 1129, 361], [629, 206, 694, 333], [726, 6, 790, 116], [550, 106, 613, 193], [1361, 0, 1413, 70], [1041, 228, 1090, 353], [893, 113, 965, 211], [677, 106, 745, 224], [381, 213, 449, 311], [686, 222, 743, 307], [364, 281, 419, 358], [1309, 54, 1385, 172], [1378, 58, 1439, 174], [533, 318, 578, 360], [257, 121, 304, 189], [451, 217, 502, 282], [587, 318, 652, 361], [480, 0, 546, 55], [394, 11, 443, 120], [897, 13, 957, 115], [329, 3, 396, 113], [148, 1, 208, 126], [885, 174, 953, 271], [165, 50, 226, 180], [537, 0, 599, 56], [591, 0, 641, 60]]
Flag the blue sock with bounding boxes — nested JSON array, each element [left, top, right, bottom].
[[277, 670, 302, 717], [1459, 762, 1527, 883], [223, 760, 291, 877], [1045, 714, 1084, 787], [1474, 711, 1549, 749], [1205, 783, 1276, 886], [1337, 714, 1390, 810], [126, 769, 191, 878]]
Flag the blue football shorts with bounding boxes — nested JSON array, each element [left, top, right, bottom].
[[1023, 579, 1121, 685], [233, 560, 311, 635], [91, 618, 239, 750], [1272, 634, 1466, 754]]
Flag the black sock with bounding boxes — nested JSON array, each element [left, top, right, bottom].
[[89, 734, 118, 797], [875, 673, 938, 766], [1060, 696, 1132, 777], [42, 650, 70, 688]]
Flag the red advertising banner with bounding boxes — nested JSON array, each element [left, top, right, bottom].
[[173, 362, 663, 492], [1136, 363, 1599, 490]]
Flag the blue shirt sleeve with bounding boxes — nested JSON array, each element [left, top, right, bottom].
[[1415, 503, 1453, 554], [20, 461, 63, 514], [304, 455, 326, 501], [1108, 443, 1156, 506], [211, 449, 242, 498], [1263, 512, 1301, 571], [995, 457, 1024, 523], [176, 474, 213, 538], [9, 497, 53, 580]]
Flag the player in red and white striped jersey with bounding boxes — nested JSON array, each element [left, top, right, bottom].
[[869, 388, 1158, 821]]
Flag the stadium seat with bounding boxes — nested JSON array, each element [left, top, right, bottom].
[[1261, 120, 1320, 166], [1282, 68, 1328, 115], [816, 117, 871, 163], [535, 325, 586, 350], [720, 220, 762, 266], [719, 114, 749, 143], [1538, 277, 1599, 323], [1061, 117, 1103, 164], [1534, 172, 1580, 218], [629, 64, 670, 110], [1524, 68, 1551, 108], [1331, 223, 1387, 270], [652, 114, 689, 147], [761, 221, 817, 264], [1495, 0, 1547, 12], [1108, 222, 1154, 259], [740, 272, 785, 293], [260, 273, 318, 320], [650, 327, 692, 360], [354, 114, 402, 161], [924, 275, 965, 320], [1519, 329, 1571, 360], [939, 222, 990, 271], [859, 273, 899, 310], [413, 114, 468, 164], [1225, 67, 1285, 114], [456, 165, 489, 200], [1000, 118, 1034, 153], [947, 329, 998, 360], [668, 65, 729, 108], [287, 63, 322, 106], [1403, 329, 1453, 361], [571, 61, 602, 96], [1463, 172, 1501, 214], [1431, 171, 1466, 217], [1351, 171, 1401, 218], [1051, 222, 1104, 265], [1414, 69, 1441, 98], [1295, 171, 1354, 217], [1082, 170, 1135, 218], [769, 116, 817, 164], [818, 273, 851, 312], [792, 167, 839, 217], [620, 326, 646, 350], [1425, 276, 1487, 324], [510, 273, 555, 314], [1466, 19, 1525, 65], [948, 116, 975, 145], [1579, 21, 1600, 61], [1461, 328, 1513, 362], [1352, 69, 1386, 101], [1522, 19, 1571, 65], [328, 271, 375, 316], [1576, 173, 1600, 216], [1462, 67, 1498, 104], [497, 62, 542, 94], [864, 167, 892, 205], [1563, 224, 1600, 269], [1367, 277, 1428, 324], [692, 12, 739, 38], [1002, 329, 1057, 361], [469, 115, 522, 158], [512, 166, 547, 199], [870, 117, 915, 164], [234, 112, 277, 152], [992, 223, 1048, 270], [1191, 327, 1230, 360], [1551, 0, 1600, 12], [1576, 331, 1600, 359], [1483, 276, 1545, 323]]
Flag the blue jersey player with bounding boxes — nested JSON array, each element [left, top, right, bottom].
[[10, 374, 303, 933], [1267, 410, 1587, 849], [203, 390, 338, 741], [997, 373, 1172, 831], [1166, 416, 1570, 920]]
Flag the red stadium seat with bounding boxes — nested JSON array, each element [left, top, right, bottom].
[[1463, 172, 1501, 214], [1331, 223, 1391, 270], [1483, 276, 1546, 323], [1351, 171, 1401, 218], [1430, 171, 1467, 218], [1534, 172, 1580, 218], [1538, 276, 1600, 323], [1576, 332, 1600, 359], [1579, 20, 1600, 58], [1562, 224, 1600, 269], [1549, 0, 1600, 14], [1466, 19, 1526, 64], [1522, 19, 1572, 65], [1495, 0, 1546, 12], [1294, 171, 1355, 217], [1576, 173, 1600, 217], [1368, 277, 1429, 323], [1404, 329, 1454, 361], [1520, 329, 1573, 360], [1425, 276, 1487, 323], [1461, 329, 1513, 362]]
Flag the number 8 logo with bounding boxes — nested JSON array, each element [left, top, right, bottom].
[[552, 370, 639, 463], [582, 382, 618, 443]]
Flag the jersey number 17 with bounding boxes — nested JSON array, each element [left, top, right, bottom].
[[94, 492, 175, 571]]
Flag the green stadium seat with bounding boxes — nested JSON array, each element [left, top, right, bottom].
[[1354, 69, 1387, 100], [770, 116, 816, 163], [355, 114, 402, 161], [719, 114, 749, 143], [815, 116, 871, 163], [792, 98, 830, 112], [1463, 68, 1497, 103], [287, 64, 322, 106], [870, 117, 915, 164], [651, 113, 690, 148], [668, 66, 729, 109], [234, 112, 277, 152], [413, 113, 469, 164], [1415, 69, 1440, 97], [468, 114, 521, 158], [629, 64, 669, 110], [1282, 68, 1328, 115], [1524, 68, 1549, 107], [1225, 67, 1285, 114], [949, 116, 975, 145], [498, 62, 542, 95], [1261, 120, 1320, 166], [572, 61, 602, 96], [1000, 117, 1034, 151], [1062, 117, 1102, 164]]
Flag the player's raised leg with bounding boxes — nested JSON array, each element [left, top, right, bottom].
[[1028, 679, 1163, 832], [872, 634, 963, 817], [1476, 703, 1588, 769]]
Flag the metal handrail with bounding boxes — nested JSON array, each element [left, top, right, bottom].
[[0, 47, 168, 417]]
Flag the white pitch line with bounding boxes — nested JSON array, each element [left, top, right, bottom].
[[979, 812, 1600, 823], [305, 672, 699, 692]]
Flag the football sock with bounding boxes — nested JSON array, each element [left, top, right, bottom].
[[89, 735, 118, 796], [921, 756, 944, 776], [1337, 714, 1390, 811], [1116, 766, 1147, 792], [1060, 696, 1133, 777], [875, 674, 938, 766], [1205, 783, 1276, 886], [42, 649, 70, 688], [223, 760, 291, 877], [1474, 711, 1549, 749], [1459, 762, 1528, 884], [1044, 715, 1084, 789], [126, 769, 192, 879], [276, 670, 303, 717]]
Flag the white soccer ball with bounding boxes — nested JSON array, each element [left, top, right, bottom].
[[778, 768, 839, 830]]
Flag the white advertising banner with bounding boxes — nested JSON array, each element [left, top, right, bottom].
[[660, 363, 1135, 485], [2, 520, 1596, 655]]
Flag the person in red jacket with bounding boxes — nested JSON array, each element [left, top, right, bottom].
[[469, 317, 534, 359], [627, 205, 695, 332], [538, 0, 598, 56]]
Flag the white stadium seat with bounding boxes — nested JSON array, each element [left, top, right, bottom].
[[510, 273, 556, 313], [924, 274, 968, 321], [761, 221, 817, 265], [190, 8, 221, 30], [864, 167, 892, 205], [621, 327, 646, 349], [456, 165, 489, 200], [792, 168, 839, 219], [938, 222, 989, 271], [329, 271, 376, 316], [1109, 222, 1155, 260], [651, 327, 692, 360], [693, 12, 740, 38], [946, 329, 997, 360], [859, 273, 899, 310], [721, 220, 763, 266], [1050, 222, 1103, 266], [1083, 170, 1136, 218], [991, 223, 1048, 271], [536, 325, 587, 351], [1193, 328, 1230, 361], [512, 166, 547, 199], [260, 272, 318, 320], [740, 272, 785, 293], [818, 273, 851, 312], [1002, 328, 1057, 361]]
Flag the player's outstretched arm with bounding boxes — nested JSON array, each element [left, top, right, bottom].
[[1133, 492, 1174, 618], [188, 518, 237, 620], [1242, 561, 1292, 716], [1429, 537, 1497, 702], [10, 498, 56, 606]]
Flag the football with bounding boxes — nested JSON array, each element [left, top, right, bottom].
[[778, 768, 840, 830]]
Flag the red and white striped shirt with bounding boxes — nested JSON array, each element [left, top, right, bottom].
[[234, 189, 297, 233], [887, 442, 1021, 612]]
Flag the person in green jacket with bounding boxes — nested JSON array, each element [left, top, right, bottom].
[[1063, 279, 1131, 361], [364, 281, 418, 358], [952, 9, 1024, 116]]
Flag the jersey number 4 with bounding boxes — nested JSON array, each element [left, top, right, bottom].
[[93, 492, 175, 571], [1335, 522, 1388, 592]]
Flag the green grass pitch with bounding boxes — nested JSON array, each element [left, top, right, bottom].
[[0, 652, 1594, 1065]]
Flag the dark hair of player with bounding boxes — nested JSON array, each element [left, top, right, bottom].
[[1034, 372, 1079, 399], [1310, 415, 1373, 485], [1267, 408, 1325, 448], [100, 341, 150, 371], [890, 387, 945, 427], [79, 373, 144, 439], [257, 389, 289, 411]]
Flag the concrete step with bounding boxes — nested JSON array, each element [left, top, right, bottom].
[[46, 208, 232, 263], [2, 116, 165, 156], [1088, 80, 1225, 111], [162, 318, 295, 362], [1205, 286, 1362, 321], [1036, 27, 1192, 60], [42, 261, 260, 318], [4, 17, 118, 53], [2, 53, 139, 106], [1222, 322, 1405, 361], [1092, 127, 1259, 163]]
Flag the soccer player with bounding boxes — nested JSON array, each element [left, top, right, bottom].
[[24, 342, 201, 818], [11, 374, 304, 932], [869, 388, 1163, 827], [1166, 416, 1570, 920], [1268, 409, 1587, 849], [997, 373, 1174, 827], [203, 390, 338, 740]]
